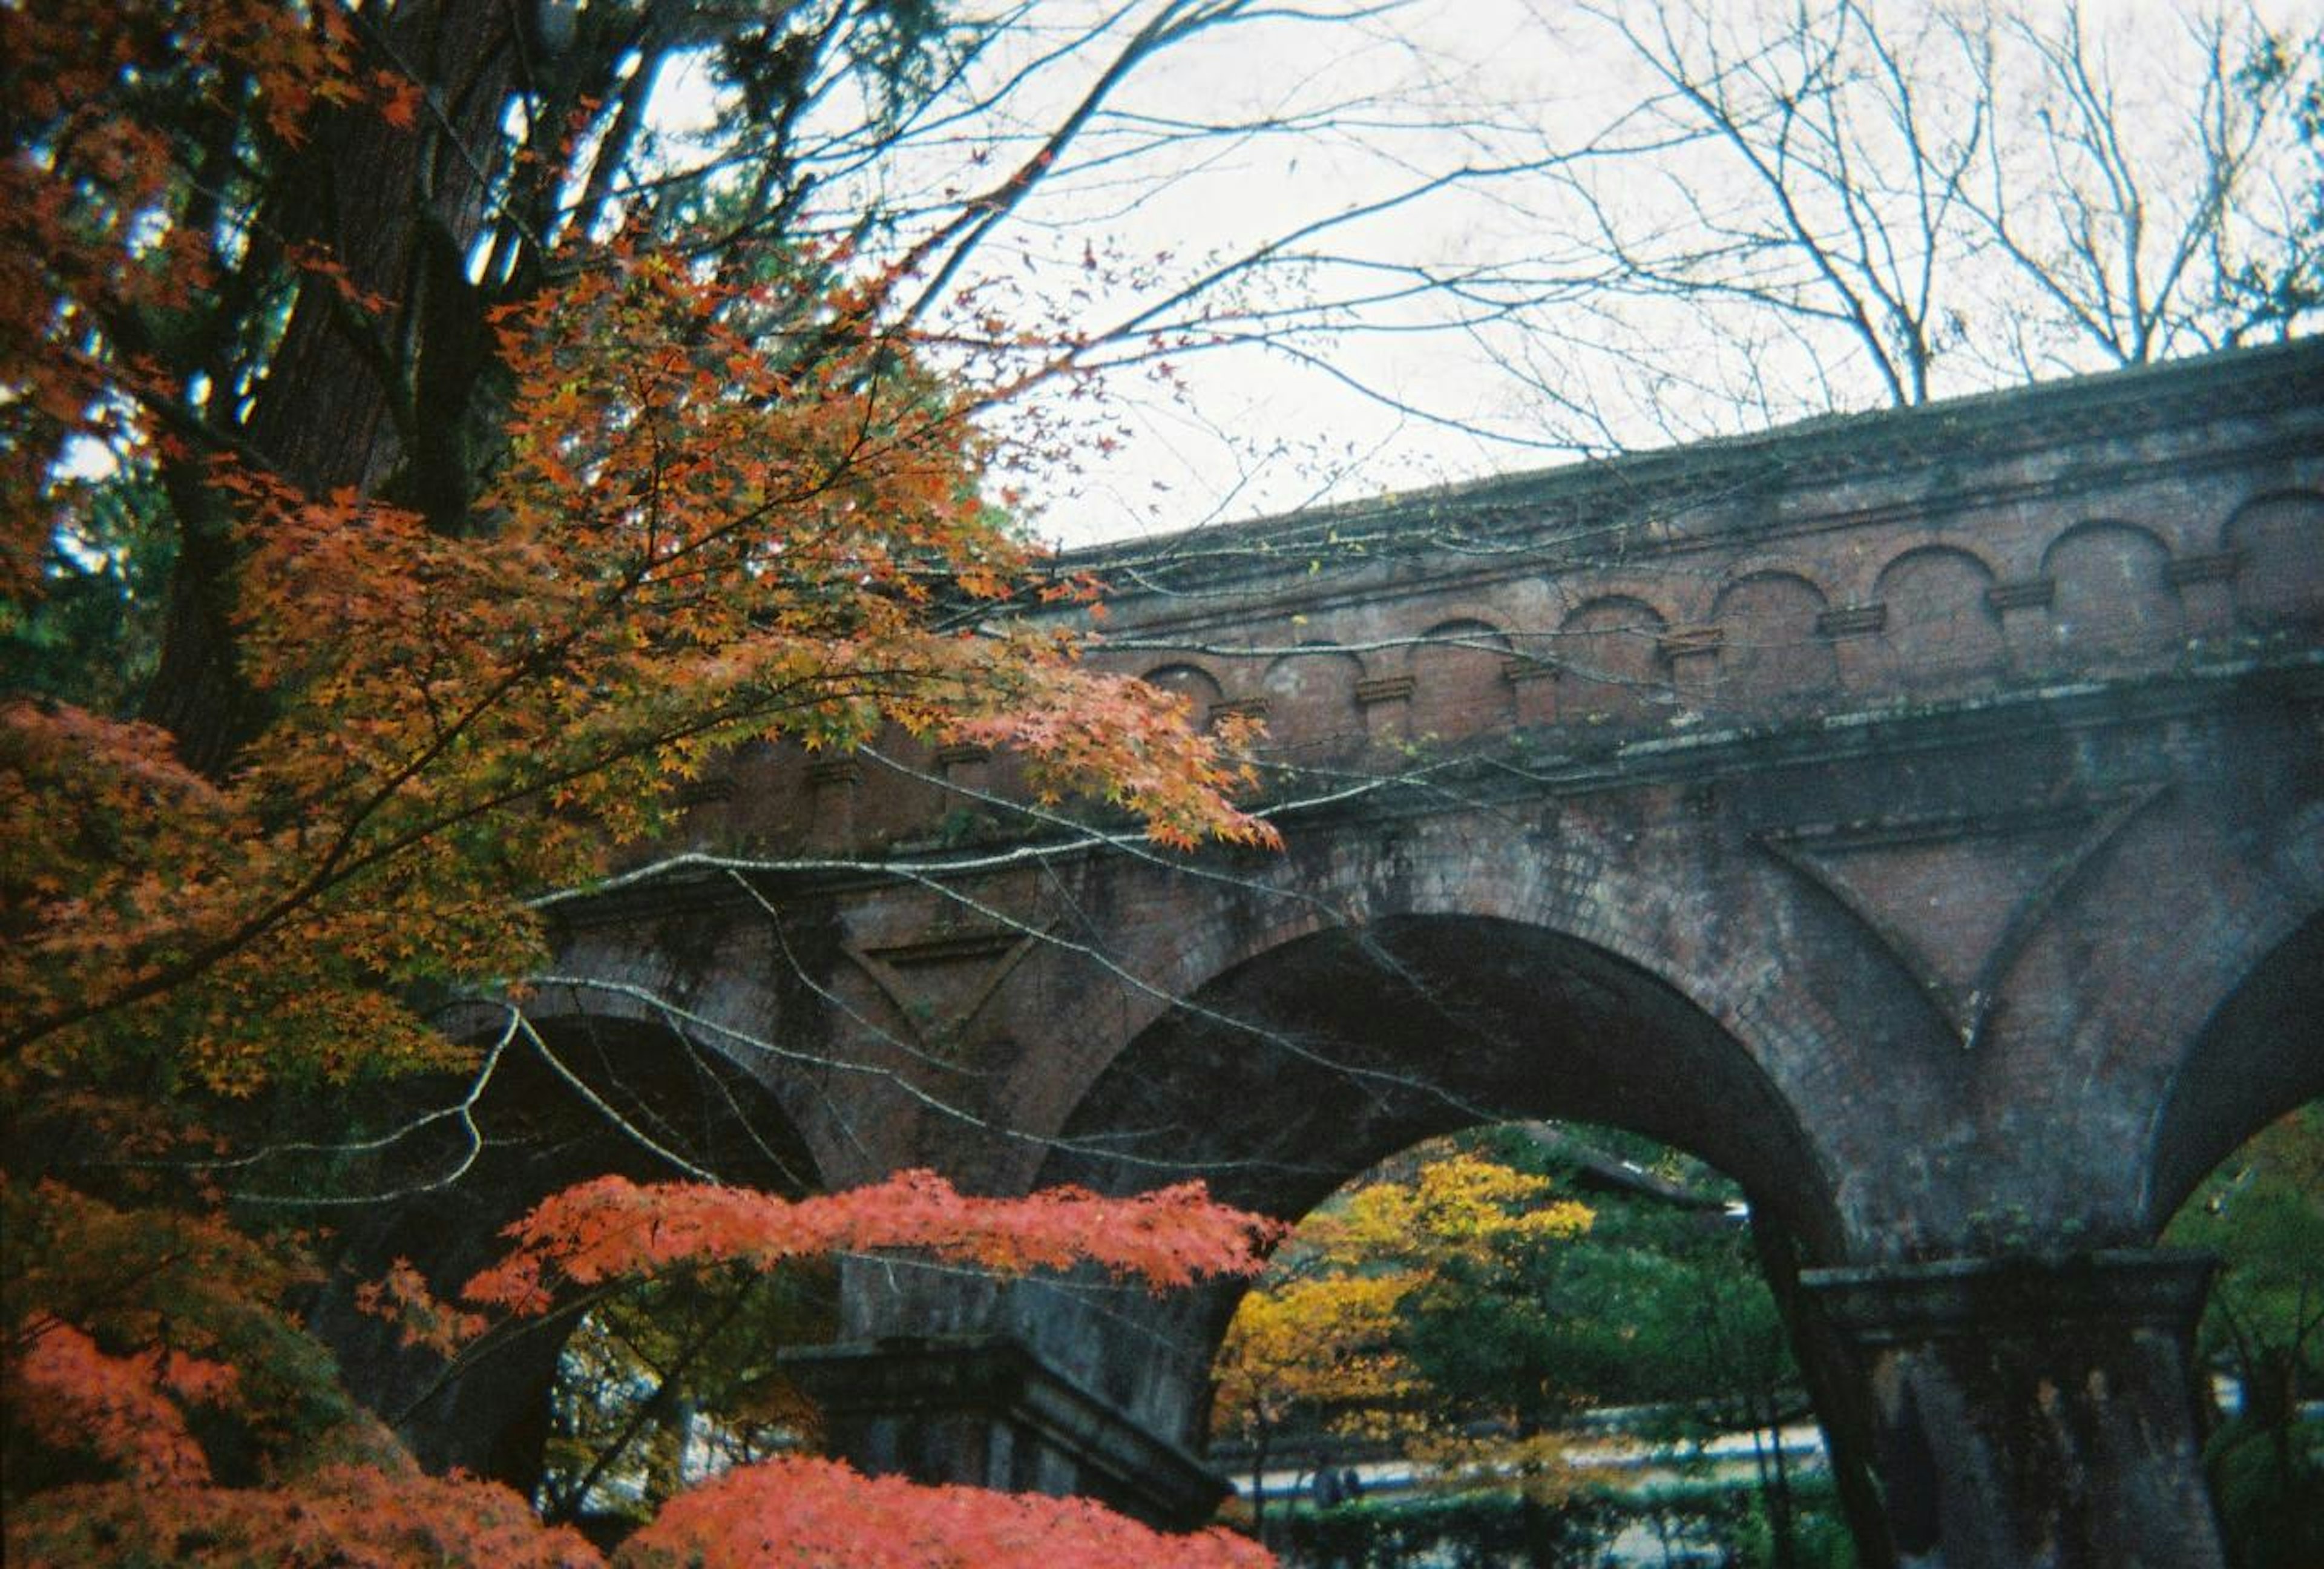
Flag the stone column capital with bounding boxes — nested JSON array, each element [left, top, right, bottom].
[[1796, 1247, 2227, 1568], [1800, 1248, 2216, 1346]]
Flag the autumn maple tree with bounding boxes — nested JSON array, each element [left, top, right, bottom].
[[2, 1, 1286, 1562]]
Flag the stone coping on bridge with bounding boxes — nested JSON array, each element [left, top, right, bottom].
[[1059, 334, 2324, 609]]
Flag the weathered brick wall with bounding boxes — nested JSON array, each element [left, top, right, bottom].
[[553, 341, 2323, 1248], [663, 339, 2322, 853], [1079, 339, 2320, 758]]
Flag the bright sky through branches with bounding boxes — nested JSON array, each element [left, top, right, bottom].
[[646, 0, 2319, 547]]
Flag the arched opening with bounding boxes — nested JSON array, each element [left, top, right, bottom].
[[536, 1234, 837, 1545], [2160, 1099, 2324, 1569], [1141, 662, 1229, 723], [2145, 912, 2324, 1235], [1008, 915, 1846, 1525], [1037, 916, 1833, 1241], [2143, 916, 2324, 1568], [1208, 1120, 1853, 1567], [304, 1010, 822, 1519]]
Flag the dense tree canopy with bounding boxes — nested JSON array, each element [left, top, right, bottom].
[[1211, 1128, 1829, 1567], [2165, 1102, 2324, 1569], [1213, 1148, 1592, 1487], [2, 1, 1289, 1561]]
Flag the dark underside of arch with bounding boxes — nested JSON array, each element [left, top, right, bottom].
[[306, 1013, 821, 1487], [2146, 911, 2324, 1231], [1036, 913, 1840, 1260]]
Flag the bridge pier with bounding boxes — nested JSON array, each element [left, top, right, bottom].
[[1800, 1249, 2224, 1569]]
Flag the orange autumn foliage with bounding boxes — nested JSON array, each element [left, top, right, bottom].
[[8, 1319, 222, 1487], [466, 1170, 1283, 1316], [7, 1458, 1281, 1569], [4, 238, 1277, 1095], [6, 1465, 603, 1569], [2, 13, 1275, 1096], [4, 1170, 1279, 1569], [5, 2, 1286, 1562], [617, 1455, 1275, 1569]]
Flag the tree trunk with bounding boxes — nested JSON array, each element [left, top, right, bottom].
[[142, 0, 520, 776]]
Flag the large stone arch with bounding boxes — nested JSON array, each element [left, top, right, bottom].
[[1040, 912, 1839, 1237], [1938, 720, 2324, 1246], [1139, 661, 1229, 725], [982, 797, 1952, 1230], [996, 912, 1840, 1456]]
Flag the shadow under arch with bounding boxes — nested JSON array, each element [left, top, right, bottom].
[[307, 1009, 822, 1492], [2144, 911, 2324, 1233], [1039, 913, 1836, 1253]]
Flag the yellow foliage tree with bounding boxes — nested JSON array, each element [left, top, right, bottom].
[[1211, 1146, 1593, 1525]]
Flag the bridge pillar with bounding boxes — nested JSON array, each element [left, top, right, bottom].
[[779, 1334, 1230, 1530], [1800, 1249, 2224, 1569]]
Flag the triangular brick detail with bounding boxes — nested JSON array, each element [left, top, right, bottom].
[[1759, 789, 2161, 1048]]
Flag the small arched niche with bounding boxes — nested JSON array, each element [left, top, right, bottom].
[[2043, 521, 2181, 661], [2224, 491, 2324, 632], [1141, 662, 1229, 723], [1408, 619, 1515, 743], [1260, 644, 1365, 762], [1712, 571, 1836, 715], [1554, 595, 1672, 727], [1874, 545, 2004, 689]]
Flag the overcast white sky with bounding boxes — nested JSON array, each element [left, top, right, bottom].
[[929, 0, 1673, 544], [665, 0, 2320, 547]]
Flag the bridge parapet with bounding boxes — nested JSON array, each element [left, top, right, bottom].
[[663, 339, 2323, 857], [1084, 338, 2322, 755]]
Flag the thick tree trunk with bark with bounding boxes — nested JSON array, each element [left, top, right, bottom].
[[142, 0, 520, 777]]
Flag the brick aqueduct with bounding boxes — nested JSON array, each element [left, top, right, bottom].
[[346, 339, 2323, 1567]]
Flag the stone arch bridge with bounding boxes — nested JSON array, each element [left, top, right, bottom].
[[366, 340, 2323, 1567]]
